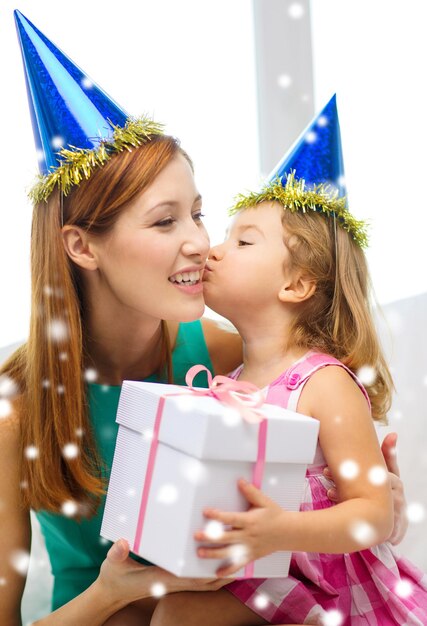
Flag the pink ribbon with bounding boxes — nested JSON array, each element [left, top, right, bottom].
[[133, 365, 268, 579]]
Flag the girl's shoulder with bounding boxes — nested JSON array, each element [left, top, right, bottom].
[[200, 317, 243, 375]]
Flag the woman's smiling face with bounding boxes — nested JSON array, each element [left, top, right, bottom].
[[85, 154, 211, 322]]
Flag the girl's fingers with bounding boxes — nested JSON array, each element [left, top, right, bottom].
[[194, 528, 241, 543], [203, 508, 245, 527], [198, 545, 249, 561], [237, 479, 270, 506]]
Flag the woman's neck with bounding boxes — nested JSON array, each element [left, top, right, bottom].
[[84, 315, 165, 386]]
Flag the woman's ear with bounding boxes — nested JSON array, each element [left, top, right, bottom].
[[278, 274, 316, 304], [61, 225, 98, 271]]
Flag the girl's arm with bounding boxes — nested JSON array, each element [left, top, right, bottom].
[[195, 366, 394, 575]]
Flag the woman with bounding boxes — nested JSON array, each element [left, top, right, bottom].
[[0, 12, 407, 625]]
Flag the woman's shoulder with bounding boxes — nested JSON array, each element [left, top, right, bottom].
[[200, 317, 243, 375]]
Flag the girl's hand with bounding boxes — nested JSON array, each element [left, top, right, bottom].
[[323, 432, 408, 545], [194, 479, 286, 577], [98, 538, 229, 606]]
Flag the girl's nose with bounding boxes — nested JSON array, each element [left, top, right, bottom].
[[209, 242, 224, 260]]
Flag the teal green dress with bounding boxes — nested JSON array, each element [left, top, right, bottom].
[[35, 321, 214, 610]]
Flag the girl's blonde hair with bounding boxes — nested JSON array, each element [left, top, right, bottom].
[[1, 134, 189, 514], [280, 208, 393, 422]]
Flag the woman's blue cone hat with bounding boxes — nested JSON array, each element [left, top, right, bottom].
[[14, 9, 163, 202]]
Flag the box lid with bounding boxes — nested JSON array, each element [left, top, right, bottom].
[[116, 380, 319, 463]]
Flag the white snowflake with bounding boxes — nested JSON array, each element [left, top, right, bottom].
[[84, 368, 98, 383], [62, 443, 79, 459], [0, 398, 12, 419], [356, 365, 377, 385], [254, 593, 269, 609], [156, 484, 179, 505], [321, 609, 344, 626], [349, 520, 377, 546], [204, 520, 224, 540], [317, 115, 329, 127], [179, 457, 208, 485], [368, 465, 388, 486], [47, 319, 69, 342], [395, 579, 413, 598], [228, 544, 249, 566], [10, 549, 30, 576], [305, 130, 317, 144], [339, 459, 359, 480], [277, 73, 292, 89], [288, 2, 305, 19], [61, 500, 78, 517], [25, 445, 39, 460], [0, 374, 18, 398], [51, 135, 64, 149], [151, 582, 167, 597], [81, 77, 93, 89], [406, 502, 425, 524]]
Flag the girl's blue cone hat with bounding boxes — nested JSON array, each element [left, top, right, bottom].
[[230, 95, 368, 248], [14, 10, 163, 203]]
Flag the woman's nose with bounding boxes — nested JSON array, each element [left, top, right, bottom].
[[182, 222, 210, 259]]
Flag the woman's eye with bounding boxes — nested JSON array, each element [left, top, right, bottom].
[[192, 211, 205, 222], [238, 240, 252, 246], [154, 217, 175, 227]]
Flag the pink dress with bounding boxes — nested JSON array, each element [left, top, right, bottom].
[[225, 351, 427, 625]]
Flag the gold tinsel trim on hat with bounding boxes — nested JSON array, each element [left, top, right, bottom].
[[30, 116, 165, 203], [229, 170, 369, 248]]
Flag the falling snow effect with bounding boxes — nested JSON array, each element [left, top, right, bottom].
[[350, 520, 377, 546], [288, 2, 305, 19], [204, 520, 224, 540], [229, 544, 249, 566], [395, 579, 413, 598], [84, 368, 98, 383], [321, 609, 344, 626], [254, 593, 270, 609], [277, 73, 292, 89], [61, 500, 78, 517], [305, 130, 317, 144], [62, 443, 79, 459], [179, 456, 208, 485], [150, 582, 167, 597], [10, 549, 31, 576], [339, 459, 359, 480], [356, 365, 377, 386], [368, 465, 388, 485], [0, 374, 18, 398], [46, 319, 69, 342], [0, 398, 12, 419], [25, 445, 39, 460], [156, 483, 179, 505], [406, 502, 425, 523]]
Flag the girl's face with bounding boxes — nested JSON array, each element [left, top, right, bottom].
[[87, 154, 210, 322], [203, 202, 290, 325]]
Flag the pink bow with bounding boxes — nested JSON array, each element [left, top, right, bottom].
[[185, 365, 265, 424]]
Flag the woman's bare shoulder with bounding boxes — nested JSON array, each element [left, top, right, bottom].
[[201, 317, 243, 375]]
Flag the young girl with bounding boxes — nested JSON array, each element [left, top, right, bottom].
[[150, 171, 427, 625]]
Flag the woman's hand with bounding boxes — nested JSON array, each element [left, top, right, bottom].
[[97, 538, 230, 606], [324, 432, 408, 545], [194, 479, 286, 577]]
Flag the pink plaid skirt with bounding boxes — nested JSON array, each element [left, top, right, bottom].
[[226, 465, 427, 625]]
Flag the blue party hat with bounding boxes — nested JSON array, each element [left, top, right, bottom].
[[267, 94, 346, 196], [14, 10, 163, 202], [229, 95, 369, 247]]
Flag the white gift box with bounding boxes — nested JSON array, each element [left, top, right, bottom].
[[101, 380, 319, 578]]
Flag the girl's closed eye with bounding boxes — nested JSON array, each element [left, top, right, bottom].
[[238, 239, 253, 246]]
